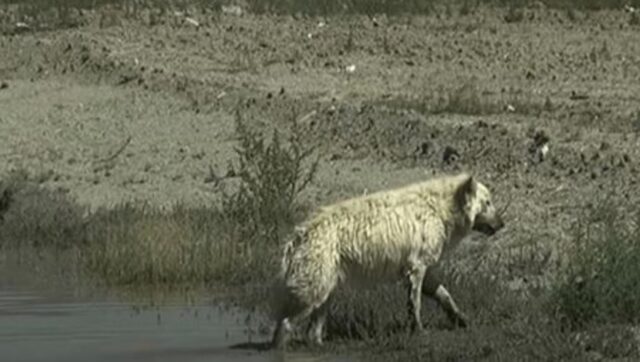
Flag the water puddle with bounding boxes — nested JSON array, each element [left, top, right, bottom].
[[0, 262, 354, 362]]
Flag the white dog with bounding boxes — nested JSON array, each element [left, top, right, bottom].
[[271, 173, 505, 349]]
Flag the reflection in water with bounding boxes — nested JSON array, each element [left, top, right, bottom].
[[0, 267, 353, 362]]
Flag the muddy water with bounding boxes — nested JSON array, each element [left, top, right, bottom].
[[0, 266, 353, 362]]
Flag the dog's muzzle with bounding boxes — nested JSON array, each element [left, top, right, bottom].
[[473, 217, 505, 236]]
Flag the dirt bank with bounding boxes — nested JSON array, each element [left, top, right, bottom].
[[1, 7, 639, 357]]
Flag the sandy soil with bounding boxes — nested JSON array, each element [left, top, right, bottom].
[[1, 6, 639, 287]]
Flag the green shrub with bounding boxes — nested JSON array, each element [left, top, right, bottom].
[[552, 200, 640, 328], [222, 109, 318, 246]]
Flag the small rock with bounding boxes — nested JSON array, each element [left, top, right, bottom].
[[538, 143, 550, 161], [443, 146, 460, 164], [192, 151, 205, 160], [221, 5, 243, 16], [533, 130, 550, 146], [204, 167, 219, 184], [184, 17, 200, 27], [0, 81, 7, 90], [529, 130, 550, 163], [580, 152, 587, 163], [507, 277, 527, 291], [14, 22, 29, 33], [415, 141, 432, 157], [570, 90, 589, 100]]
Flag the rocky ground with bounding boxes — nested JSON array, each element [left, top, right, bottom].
[[1, 4, 639, 357]]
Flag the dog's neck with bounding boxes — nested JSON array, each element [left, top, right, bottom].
[[441, 207, 473, 254]]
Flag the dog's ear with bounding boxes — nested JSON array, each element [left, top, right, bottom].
[[460, 175, 477, 196], [455, 175, 477, 207]]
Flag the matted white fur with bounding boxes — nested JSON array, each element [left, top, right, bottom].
[[271, 173, 504, 349]]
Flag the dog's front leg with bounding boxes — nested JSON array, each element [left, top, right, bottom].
[[406, 263, 427, 333], [422, 266, 468, 328]]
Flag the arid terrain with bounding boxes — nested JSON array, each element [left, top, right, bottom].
[[1, 2, 640, 360]]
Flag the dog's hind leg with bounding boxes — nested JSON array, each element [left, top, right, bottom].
[[306, 294, 332, 346]]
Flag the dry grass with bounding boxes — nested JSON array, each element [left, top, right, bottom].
[[79, 203, 284, 287]]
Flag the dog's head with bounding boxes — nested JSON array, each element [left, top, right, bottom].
[[456, 175, 506, 236]]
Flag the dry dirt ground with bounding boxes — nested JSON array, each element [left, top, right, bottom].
[[1, 2, 639, 329]]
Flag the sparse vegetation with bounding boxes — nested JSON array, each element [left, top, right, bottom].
[[2, 0, 640, 359], [0, 109, 317, 289], [2, 0, 640, 32], [552, 199, 640, 328]]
